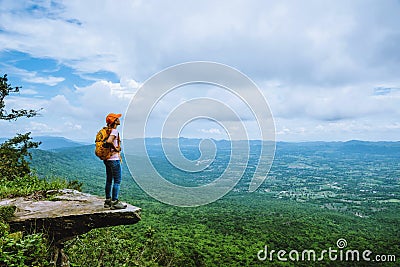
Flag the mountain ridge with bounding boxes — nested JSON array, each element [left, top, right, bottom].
[[2, 135, 399, 151]]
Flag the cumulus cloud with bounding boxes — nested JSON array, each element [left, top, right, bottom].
[[1, 79, 139, 141], [1, 0, 399, 141], [1, 0, 399, 84], [262, 82, 399, 121]]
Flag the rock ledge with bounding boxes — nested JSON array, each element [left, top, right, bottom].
[[0, 189, 141, 242]]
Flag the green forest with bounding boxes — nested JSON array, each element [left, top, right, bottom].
[[27, 142, 400, 266]]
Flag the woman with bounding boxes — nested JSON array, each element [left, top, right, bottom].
[[103, 113, 127, 209]]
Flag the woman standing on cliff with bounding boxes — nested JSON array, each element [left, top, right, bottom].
[[103, 113, 127, 209]]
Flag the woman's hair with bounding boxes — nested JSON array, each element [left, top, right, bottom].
[[108, 118, 119, 128]]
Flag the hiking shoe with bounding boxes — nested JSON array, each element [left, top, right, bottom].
[[104, 198, 112, 208], [111, 200, 127, 209]]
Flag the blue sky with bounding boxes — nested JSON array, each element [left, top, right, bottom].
[[0, 0, 399, 142]]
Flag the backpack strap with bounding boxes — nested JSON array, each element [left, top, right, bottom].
[[117, 133, 122, 162], [105, 126, 112, 140]]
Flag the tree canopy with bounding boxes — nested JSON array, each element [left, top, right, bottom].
[[0, 74, 40, 180]]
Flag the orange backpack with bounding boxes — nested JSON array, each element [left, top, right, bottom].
[[95, 127, 112, 160]]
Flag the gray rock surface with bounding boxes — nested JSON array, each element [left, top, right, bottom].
[[0, 189, 141, 242]]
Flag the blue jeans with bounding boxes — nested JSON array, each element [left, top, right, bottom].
[[103, 160, 122, 201]]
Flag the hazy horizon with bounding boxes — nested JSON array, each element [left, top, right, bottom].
[[1, 134, 398, 145]]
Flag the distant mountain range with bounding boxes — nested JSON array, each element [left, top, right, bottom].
[[31, 136, 89, 150], [1, 135, 399, 154]]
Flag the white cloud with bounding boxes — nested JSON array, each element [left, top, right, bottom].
[[200, 128, 223, 135], [1, 79, 139, 141], [1, 0, 399, 83], [4, 95, 47, 111], [19, 89, 38, 95], [275, 117, 400, 142], [262, 82, 400, 121], [24, 75, 64, 86], [27, 121, 59, 134], [64, 121, 82, 130], [1, 0, 400, 141], [1, 65, 64, 86], [74, 79, 139, 117]]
